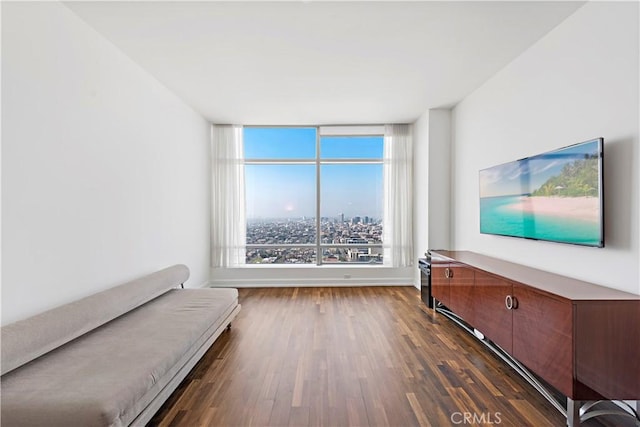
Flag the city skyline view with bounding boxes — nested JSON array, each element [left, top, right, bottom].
[[246, 215, 383, 264]]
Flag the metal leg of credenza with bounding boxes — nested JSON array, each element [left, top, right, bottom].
[[579, 400, 640, 426], [567, 399, 581, 427], [566, 399, 640, 427]]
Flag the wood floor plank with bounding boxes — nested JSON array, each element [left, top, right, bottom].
[[406, 392, 433, 427], [149, 287, 634, 427]]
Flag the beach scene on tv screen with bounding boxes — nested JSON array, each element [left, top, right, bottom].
[[479, 140, 601, 246]]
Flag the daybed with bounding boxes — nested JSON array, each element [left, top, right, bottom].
[[1, 265, 240, 427]]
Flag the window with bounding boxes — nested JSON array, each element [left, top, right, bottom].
[[244, 126, 384, 265]]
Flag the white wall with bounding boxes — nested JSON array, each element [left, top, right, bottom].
[[427, 110, 452, 251], [452, 2, 639, 295], [413, 109, 452, 287], [413, 112, 430, 288], [1, 2, 211, 324]]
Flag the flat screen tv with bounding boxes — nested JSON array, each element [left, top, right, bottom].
[[479, 138, 604, 247]]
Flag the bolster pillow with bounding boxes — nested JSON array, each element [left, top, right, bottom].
[[1, 264, 189, 375]]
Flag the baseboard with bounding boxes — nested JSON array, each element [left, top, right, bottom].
[[206, 278, 414, 287]]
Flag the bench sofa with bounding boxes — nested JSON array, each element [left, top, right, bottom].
[[1, 265, 240, 427]]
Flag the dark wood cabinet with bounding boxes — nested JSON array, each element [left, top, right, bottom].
[[430, 262, 450, 308], [430, 261, 475, 324], [574, 300, 640, 399], [429, 250, 640, 425], [473, 271, 513, 354], [447, 264, 475, 325], [511, 284, 573, 397]]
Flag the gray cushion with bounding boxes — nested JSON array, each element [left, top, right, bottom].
[[1, 265, 189, 375], [0, 287, 238, 427]]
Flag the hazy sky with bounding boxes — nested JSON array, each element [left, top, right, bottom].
[[244, 127, 383, 219]]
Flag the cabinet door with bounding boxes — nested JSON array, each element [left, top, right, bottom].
[[431, 262, 450, 307], [473, 271, 513, 353], [448, 263, 475, 324], [575, 301, 640, 399], [512, 284, 573, 397]]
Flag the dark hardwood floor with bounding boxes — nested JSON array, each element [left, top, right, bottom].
[[149, 287, 637, 426]]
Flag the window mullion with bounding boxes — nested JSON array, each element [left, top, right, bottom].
[[316, 126, 321, 266], [319, 159, 383, 165], [244, 159, 315, 165]]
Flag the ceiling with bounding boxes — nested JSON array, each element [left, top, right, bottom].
[[65, 1, 584, 125]]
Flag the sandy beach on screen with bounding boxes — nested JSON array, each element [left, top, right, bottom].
[[508, 196, 599, 222]]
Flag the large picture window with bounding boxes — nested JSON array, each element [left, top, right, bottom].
[[244, 126, 384, 265]]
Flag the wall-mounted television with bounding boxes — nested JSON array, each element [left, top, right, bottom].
[[479, 138, 604, 247]]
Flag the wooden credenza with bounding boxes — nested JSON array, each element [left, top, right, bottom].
[[429, 250, 640, 426]]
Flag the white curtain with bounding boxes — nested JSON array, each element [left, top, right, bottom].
[[211, 124, 246, 267], [383, 124, 414, 267]]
